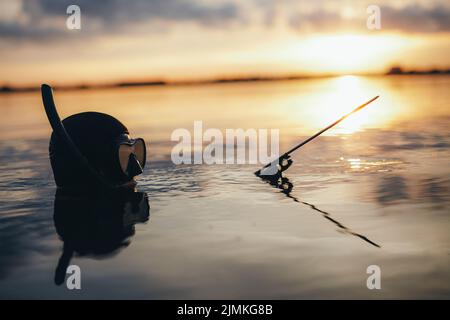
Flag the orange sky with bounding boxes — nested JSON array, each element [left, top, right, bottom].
[[0, 0, 449, 86]]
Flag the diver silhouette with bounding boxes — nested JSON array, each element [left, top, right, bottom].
[[41, 84, 151, 285], [53, 189, 150, 286], [41, 84, 146, 191]]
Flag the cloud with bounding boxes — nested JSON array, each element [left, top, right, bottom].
[[287, 3, 450, 33], [1, 0, 450, 43], [36, 0, 240, 26], [0, 0, 242, 41], [381, 4, 450, 32]]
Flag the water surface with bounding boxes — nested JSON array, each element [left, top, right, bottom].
[[0, 75, 449, 299]]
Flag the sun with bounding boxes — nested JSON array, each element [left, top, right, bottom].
[[307, 34, 409, 73], [282, 33, 410, 74]]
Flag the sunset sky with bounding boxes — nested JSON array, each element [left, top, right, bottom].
[[1, 0, 449, 86]]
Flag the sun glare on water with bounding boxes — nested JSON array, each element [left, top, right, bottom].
[[298, 75, 381, 135]]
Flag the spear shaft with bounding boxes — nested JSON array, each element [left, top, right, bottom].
[[258, 95, 379, 172]]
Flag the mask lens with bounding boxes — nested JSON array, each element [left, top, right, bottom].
[[118, 144, 134, 174], [133, 139, 146, 168], [118, 139, 146, 175]]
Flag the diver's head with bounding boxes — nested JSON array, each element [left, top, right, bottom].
[[41, 85, 146, 191], [49, 112, 146, 190]]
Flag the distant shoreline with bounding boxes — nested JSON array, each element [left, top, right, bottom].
[[1, 69, 449, 94], [385, 66, 450, 76]]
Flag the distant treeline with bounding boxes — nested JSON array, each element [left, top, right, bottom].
[[0, 75, 309, 94], [386, 66, 450, 75], [0, 81, 168, 94], [2, 69, 449, 93]]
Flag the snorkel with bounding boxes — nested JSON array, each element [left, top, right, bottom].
[[41, 84, 112, 190], [41, 84, 146, 192]]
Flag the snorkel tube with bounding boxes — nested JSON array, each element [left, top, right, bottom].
[[41, 84, 115, 191]]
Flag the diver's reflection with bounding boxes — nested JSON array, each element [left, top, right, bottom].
[[53, 190, 150, 285], [259, 173, 380, 248]]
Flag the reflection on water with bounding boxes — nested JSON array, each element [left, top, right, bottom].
[[53, 190, 150, 285], [0, 75, 449, 298], [377, 176, 409, 204], [258, 172, 381, 248]]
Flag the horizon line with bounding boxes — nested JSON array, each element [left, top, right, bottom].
[[1, 67, 450, 94]]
